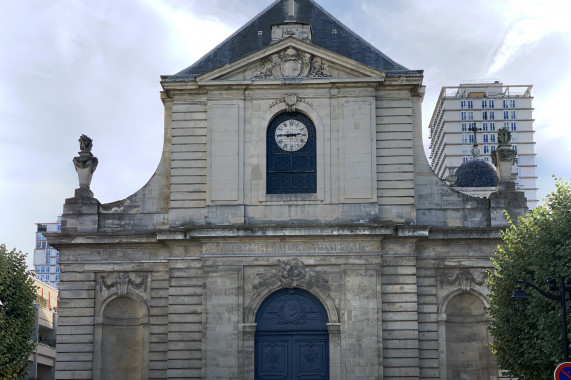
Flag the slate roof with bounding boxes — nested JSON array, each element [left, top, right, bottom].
[[454, 159, 499, 188], [162, 0, 421, 81]]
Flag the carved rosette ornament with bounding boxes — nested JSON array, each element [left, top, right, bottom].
[[491, 127, 517, 181], [254, 259, 329, 292], [439, 269, 487, 293], [249, 46, 332, 80], [72, 134, 98, 190]]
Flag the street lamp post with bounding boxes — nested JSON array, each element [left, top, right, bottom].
[[511, 277, 571, 361]]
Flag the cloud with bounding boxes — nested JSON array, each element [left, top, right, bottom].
[[486, 0, 571, 75]]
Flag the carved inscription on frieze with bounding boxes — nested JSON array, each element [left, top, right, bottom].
[[203, 240, 380, 255]]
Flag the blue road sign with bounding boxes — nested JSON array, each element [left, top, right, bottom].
[[555, 362, 571, 380]]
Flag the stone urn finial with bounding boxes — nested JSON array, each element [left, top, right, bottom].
[[72, 134, 98, 191]]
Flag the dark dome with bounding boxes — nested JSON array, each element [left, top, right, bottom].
[[454, 159, 499, 187]]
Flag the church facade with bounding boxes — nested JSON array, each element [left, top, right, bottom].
[[47, 1, 528, 379]]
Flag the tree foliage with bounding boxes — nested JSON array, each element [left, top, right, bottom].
[[0, 244, 37, 379], [488, 178, 571, 379]]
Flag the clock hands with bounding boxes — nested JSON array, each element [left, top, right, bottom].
[[276, 132, 303, 137]]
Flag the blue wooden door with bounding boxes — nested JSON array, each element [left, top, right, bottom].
[[255, 289, 329, 380]]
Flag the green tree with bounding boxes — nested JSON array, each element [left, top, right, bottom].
[[0, 244, 37, 379], [488, 178, 571, 379]]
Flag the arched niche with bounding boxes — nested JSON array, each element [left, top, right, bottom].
[[94, 294, 149, 380], [441, 292, 496, 380]]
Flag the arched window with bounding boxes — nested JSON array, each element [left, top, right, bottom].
[[266, 112, 316, 194]]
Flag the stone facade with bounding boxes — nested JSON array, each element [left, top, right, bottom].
[[46, 1, 529, 379]]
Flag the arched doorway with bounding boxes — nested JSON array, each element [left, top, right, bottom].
[[255, 288, 329, 379]]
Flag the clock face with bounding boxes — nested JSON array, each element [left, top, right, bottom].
[[274, 119, 308, 152]]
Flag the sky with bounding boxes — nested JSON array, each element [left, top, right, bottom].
[[1, 0, 570, 267]]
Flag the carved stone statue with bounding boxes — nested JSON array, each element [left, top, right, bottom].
[[497, 127, 512, 145], [72, 134, 98, 191], [491, 127, 516, 182]]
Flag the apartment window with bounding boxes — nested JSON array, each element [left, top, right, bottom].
[[489, 111, 495, 120], [482, 123, 488, 131], [503, 99, 508, 108], [510, 99, 516, 108], [55, 275, 60, 282], [512, 144, 517, 151], [489, 100, 495, 108], [483, 134, 489, 143], [461, 123, 468, 131], [491, 145, 496, 152], [57, 224, 61, 231], [484, 157, 490, 161], [503, 111, 509, 119], [461, 112, 467, 120], [483, 145, 490, 154], [467, 100, 473, 109], [482, 111, 488, 120], [469, 122, 476, 129], [55, 257, 59, 264], [510, 122, 517, 131], [463, 157, 470, 162], [55, 265, 60, 273], [46, 257, 51, 264], [510, 110, 517, 119], [482, 100, 488, 109], [490, 134, 496, 143], [490, 122, 496, 131], [503, 122, 510, 129], [461, 134, 468, 143], [460, 100, 467, 109], [469, 134, 475, 143]]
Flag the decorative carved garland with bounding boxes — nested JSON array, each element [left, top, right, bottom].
[[268, 93, 314, 111], [439, 269, 488, 293], [254, 258, 329, 292], [100, 272, 148, 296]]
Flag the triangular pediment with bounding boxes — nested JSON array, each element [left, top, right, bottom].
[[196, 37, 386, 83]]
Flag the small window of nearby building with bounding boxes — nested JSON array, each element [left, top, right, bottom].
[[510, 122, 517, 131], [467, 100, 473, 109], [56, 266, 60, 273], [483, 145, 490, 154], [483, 134, 489, 143], [482, 111, 488, 120], [461, 123, 468, 131], [503, 111, 509, 119], [503, 122, 510, 129], [503, 99, 508, 108], [461, 112, 467, 120], [491, 145, 496, 152], [482, 123, 488, 131], [490, 122, 496, 131], [462, 157, 470, 162], [46, 257, 51, 264], [490, 134, 496, 143], [482, 100, 488, 109], [489, 100, 495, 108], [57, 224, 61, 231], [510, 99, 516, 108], [461, 134, 468, 143], [460, 100, 467, 109], [468, 112, 474, 120], [489, 111, 495, 120], [469, 135, 475, 143], [512, 144, 517, 151], [510, 110, 517, 119]]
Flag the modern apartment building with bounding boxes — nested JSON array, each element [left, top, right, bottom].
[[34, 217, 61, 288], [26, 277, 58, 380], [429, 82, 538, 208]]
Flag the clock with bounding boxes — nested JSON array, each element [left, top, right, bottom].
[[274, 119, 308, 152]]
